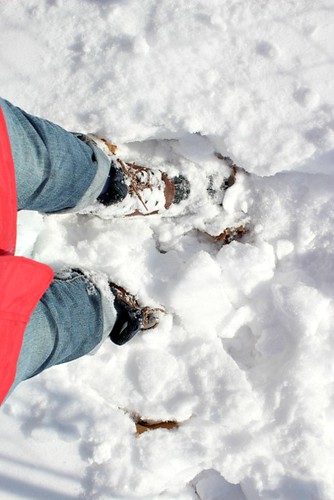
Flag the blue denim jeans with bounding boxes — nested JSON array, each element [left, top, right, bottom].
[[0, 97, 117, 393]]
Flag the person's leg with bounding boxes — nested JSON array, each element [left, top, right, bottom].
[[0, 98, 157, 400], [0, 98, 115, 398], [11, 270, 116, 393], [1, 96, 188, 217], [0, 97, 110, 212]]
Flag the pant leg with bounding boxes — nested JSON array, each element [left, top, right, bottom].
[[11, 271, 116, 392], [0, 99, 117, 398], [0, 97, 110, 213]]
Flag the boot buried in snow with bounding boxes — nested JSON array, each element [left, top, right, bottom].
[[109, 282, 164, 345], [86, 135, 190, 216], [98, 158, 190, 216], [85, 135, 240, 225]]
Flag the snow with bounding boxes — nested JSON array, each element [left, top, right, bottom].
[[1, 0, 334, 499]]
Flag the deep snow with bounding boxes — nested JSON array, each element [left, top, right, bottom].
[[1, 1, 334, 499]]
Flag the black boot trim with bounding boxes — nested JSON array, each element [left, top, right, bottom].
[[109, 296, 144, 346], [97, 163, 128, 206]]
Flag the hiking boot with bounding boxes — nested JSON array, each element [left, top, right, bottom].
[[89, 135, 190, 216], [109, 282, 164, 345], [100, 159, 189, 216], [64, 268, 163, 346]]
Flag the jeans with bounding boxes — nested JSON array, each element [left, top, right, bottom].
[[0, 97, 117, 393]]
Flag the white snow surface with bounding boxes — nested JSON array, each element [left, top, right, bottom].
[[1, 1, 334, 499]]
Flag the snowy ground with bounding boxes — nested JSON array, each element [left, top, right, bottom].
[[1, 0, 334, 499]]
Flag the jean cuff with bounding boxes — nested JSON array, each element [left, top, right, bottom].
[[67, 134, 111, 212], [82, 271, 117, 353]]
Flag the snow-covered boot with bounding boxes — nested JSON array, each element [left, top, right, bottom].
[[99, 159, 190, 216], [109, 282, 164, 345], [82, 135, 242, 223], [87, 135, 190, 216], [67, 268, 163, 346]]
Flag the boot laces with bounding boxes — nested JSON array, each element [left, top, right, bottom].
[[117, 159, 162, 213], [110, 282, 164, 330]]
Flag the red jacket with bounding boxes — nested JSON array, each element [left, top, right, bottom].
[[0, 108, 54, 404]]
